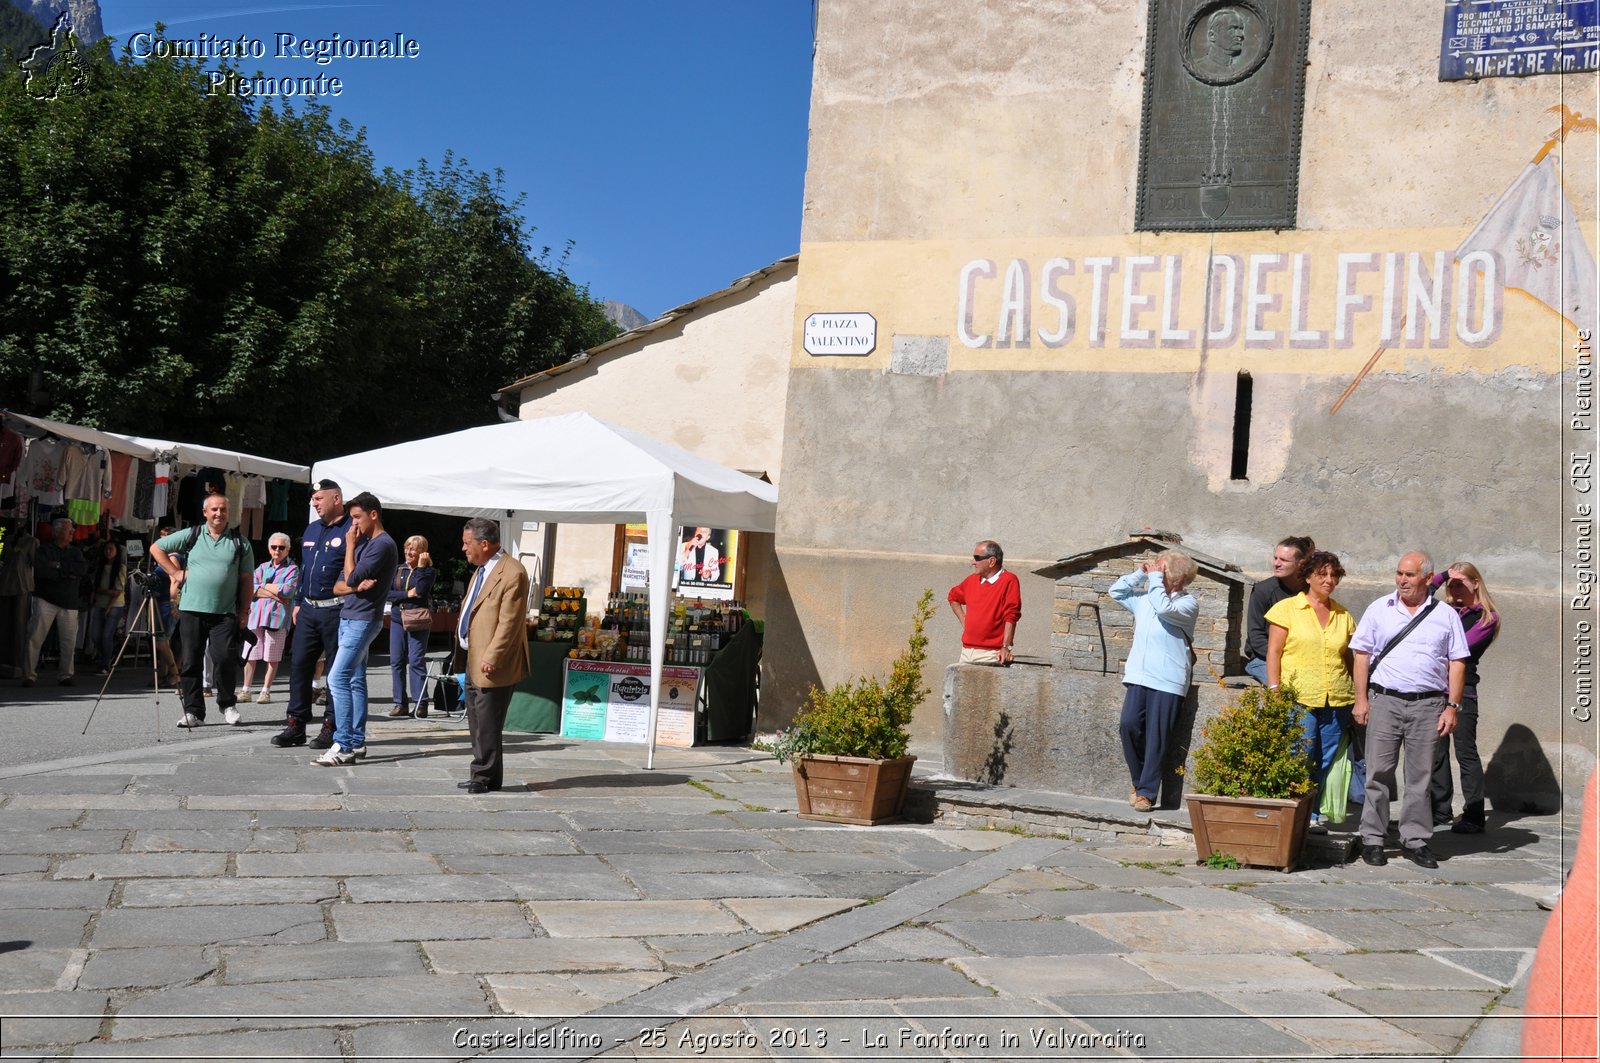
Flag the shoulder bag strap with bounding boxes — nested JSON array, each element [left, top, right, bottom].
[[1369, 599, 1439, 676]]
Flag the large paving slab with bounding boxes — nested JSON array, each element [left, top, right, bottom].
[[734, 959, 991, 1003], [55, 853, 228, 879], [0, 990, 113, 1051], [76, 946, 218, 990], [720, 897, 862, 933], [1126, 952, 1355, 993], [219, 941, 428, 984], [952, 953, 1165, 997], [0, 908, 93, 949], [1304, 948, 1515, 990], [0, 880, 113, 909], [330, 900, 536, 941], [532, 900, 745, 938], [1216, 989, 1447, 1057], [1049, 990, 1320, 1059], [1072, 909, 1349, 953], [233, 852, 442, 876], [935, 918, 1127, 957], [71, 1027, 343, 1059], [423, 937, 660, 974], [1331, 987, 1502, 1051], [107, 974, 494, 1039], [89, 904, 327, 948], [118, 877, 341, 907]]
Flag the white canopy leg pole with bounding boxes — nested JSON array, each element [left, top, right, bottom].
[[644, 510, 674, 770]]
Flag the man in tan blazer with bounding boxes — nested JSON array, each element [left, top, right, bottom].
[[453, 518, 530, 792]]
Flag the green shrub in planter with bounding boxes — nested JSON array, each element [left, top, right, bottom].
[[760, 589, 935, 764], [1190, 682, 1313, 799]]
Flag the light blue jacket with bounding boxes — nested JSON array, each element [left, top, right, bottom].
[[1109, 568, 1199, 695]]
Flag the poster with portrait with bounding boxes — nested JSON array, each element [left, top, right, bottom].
[[674, 525, 738, 600]]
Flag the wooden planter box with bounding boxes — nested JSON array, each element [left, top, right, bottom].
[[1186, 792, 1315, 872], [792, 755, 917, 825]]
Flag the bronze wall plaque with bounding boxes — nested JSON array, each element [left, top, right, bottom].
[[1136, 0, 1311, 231]]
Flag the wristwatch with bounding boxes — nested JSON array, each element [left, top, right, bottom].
[[1445, 701, 1461, 710]]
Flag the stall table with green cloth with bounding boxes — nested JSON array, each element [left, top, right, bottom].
[[505, 622, 762, 742]]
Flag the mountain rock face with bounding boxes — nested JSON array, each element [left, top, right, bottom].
[[16, 0, 102, 42], [602, 300, 650, 332]]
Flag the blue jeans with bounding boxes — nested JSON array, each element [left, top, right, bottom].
[[1300, 704, 1350, 810], [89, 604, 126, 667], [389, 612, 429, 710], [1244, 657, 1268, 684], [328, 617, 383, 751]]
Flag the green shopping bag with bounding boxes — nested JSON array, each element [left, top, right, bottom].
[[1320, 732, 1353, 823]]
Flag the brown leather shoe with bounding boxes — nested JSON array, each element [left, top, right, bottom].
[[386, 705, 410, 718]]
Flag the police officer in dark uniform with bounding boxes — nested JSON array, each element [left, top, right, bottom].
[[270, 479, 352, 748]]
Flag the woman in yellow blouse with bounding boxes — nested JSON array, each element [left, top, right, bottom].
[[1265, 550, 1356, 834]]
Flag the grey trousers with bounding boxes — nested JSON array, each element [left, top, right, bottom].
[[465, 681, 514, 789], [1360, 690, 1444, 848]]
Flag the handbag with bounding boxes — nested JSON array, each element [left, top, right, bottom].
[[395, 566, 432, 632]]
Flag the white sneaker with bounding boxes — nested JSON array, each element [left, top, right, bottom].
[[176, 713, 202, 729], [1537, 889, 1563, 911], [310, 746, 355, 767], [222, 706, 242, 726]]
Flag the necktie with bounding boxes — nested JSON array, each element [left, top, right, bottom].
[[459, 565, 485, 641]]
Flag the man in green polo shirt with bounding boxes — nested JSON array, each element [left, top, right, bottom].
[[150, 494, 254, 728]]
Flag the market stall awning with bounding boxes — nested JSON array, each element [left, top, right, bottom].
[[312, 411, 778, 769], [311, 412, 777, 532], [2, 411, 309, 480]]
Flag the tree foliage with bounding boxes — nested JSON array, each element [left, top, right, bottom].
[[0, 35, 617, 462]]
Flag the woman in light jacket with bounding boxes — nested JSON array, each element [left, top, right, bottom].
[[1109, 550, 1199, 812]]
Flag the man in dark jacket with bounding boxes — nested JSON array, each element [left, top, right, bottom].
[[23, 518, 88, 687]]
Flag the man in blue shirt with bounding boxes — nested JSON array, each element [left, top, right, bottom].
[[271, 480, 350, 749], [312, 491, 398, 766]]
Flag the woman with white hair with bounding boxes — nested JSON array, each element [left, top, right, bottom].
[[239, 532, 299, 712], [1109, 549, 1200, 812]]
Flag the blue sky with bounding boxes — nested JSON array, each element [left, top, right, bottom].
[[95, 1, 815, 320]]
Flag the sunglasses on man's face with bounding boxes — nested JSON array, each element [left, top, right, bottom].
[[973, 554, 991, 562]]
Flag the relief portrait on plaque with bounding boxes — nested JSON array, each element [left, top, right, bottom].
[[1182, 2, 1274, 87], [1135, 0, 1308, 232]]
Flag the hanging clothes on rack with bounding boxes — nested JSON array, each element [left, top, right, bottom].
[[15, 437, 66, 506]]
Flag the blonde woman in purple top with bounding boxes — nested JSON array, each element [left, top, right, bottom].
[[240, 533, 300, 707], [1429, 561, 1500, 834]]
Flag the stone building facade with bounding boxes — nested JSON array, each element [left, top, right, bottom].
[[766, 0, 1598, 809]]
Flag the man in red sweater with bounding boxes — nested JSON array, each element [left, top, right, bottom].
[[948, 540, 1022, 665]]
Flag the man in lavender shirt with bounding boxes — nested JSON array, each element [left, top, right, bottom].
[[1350, 551, 1469, 869]]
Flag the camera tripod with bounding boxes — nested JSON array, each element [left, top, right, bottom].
[[82, 571, 184, 739]]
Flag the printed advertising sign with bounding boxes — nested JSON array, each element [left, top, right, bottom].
[[675, 525, 738, 601], [560, 661, 699, 747]]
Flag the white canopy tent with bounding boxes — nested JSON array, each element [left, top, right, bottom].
[[3, 410, 309, 480], [311, 411, 779, 768]]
